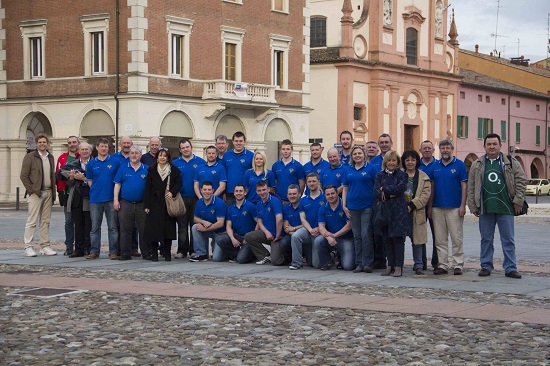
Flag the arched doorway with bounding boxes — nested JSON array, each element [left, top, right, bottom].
[[530, 158, 544, 179], [21, 112, 53, 151], [464, 153, 478, 174], [264, 118, 292, 166], [80, 109, 115, 154], [160, 111, 194, 158], [215, 114, 245, 151]]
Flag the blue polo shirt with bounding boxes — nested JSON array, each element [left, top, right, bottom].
[[342, 163, 377, 210], [320, 163, 346, 190], [172, 155, 206, 198], [369, 154, 384, 172], [86, 155, 121, 203], [256, 194, 283, 237], [243, 169, 276, 204], [227, 199, 257, 236], [272, 158, 306, 201], [282, 203, 302, 227], [111, 152, 130, 165], [303, 158, 330, 195], [299, 193, 327, 228], [419, 158, 438, 179], [339, 150, 351, 166], [194, 196, 227, 233], [222, 148, 254, 194], [318, 198, 352, 239], [429, 157, 468, 208], [194, 161, 227, 193], [114, 163, 148, 202]]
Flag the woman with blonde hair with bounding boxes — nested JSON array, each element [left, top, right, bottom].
[[243, 150, 275, 204]]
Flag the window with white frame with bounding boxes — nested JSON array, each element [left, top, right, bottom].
[[270, 34, 292, 89], [221, 26, 245, 82], [80, 14, 109, 77], [166, 16, 194, 79], [20, 19, 47, 80], [272, 0, 289, 13]]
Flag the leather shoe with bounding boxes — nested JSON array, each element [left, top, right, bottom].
[[478, 268, 491, 277], [353, 266, 364, 273], [118, 256, 132, 261], [505, 271, 522, 279], [433, 268, 448, 275], [68, 252, 85, 258], [453, 268, 463, 275], [381, 267, 394, 276], [363, 266, 373, 273]]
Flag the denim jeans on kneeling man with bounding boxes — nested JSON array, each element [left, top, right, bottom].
[[290, 227, 316, 268], [312, 235, 355, 270], [191, 224, 219, 258]]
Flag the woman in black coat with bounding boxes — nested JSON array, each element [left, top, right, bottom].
[[373, 151, 410, 277], [143, 149, 182, 261]]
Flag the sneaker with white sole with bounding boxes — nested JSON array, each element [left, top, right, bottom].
[[255, 256, 271, 265], [175, 252, 185, 259], [24, 247, 37, 257], [289, 265, 300, 270], [39, 246, 57, 256]]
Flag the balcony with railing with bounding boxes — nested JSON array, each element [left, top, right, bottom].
[[202, 80, 277, 105]]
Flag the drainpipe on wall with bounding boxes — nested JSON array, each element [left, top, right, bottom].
[[114, 0, 120, 152], [546, 100, 549, 179], [507, 94, 511, 156]]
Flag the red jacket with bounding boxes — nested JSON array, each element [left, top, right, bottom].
[[56, 151, 79, 192]]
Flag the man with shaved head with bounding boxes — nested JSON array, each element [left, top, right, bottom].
[[320, 148, 346, 195], [113, 136, 133, 164], [141, 136, 162, 167]]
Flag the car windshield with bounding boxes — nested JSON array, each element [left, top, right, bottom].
[[528, 180, 541, 185]]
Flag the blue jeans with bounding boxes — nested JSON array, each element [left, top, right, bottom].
[[412, 244, 425, 270], [313, 236, 355, 270], [479, 213, 517, 273], [90, 201, 118, 255], [64, 205, 75, 253], [214, 232, 255, 263], [350, 208, 373, 268], [290, 228, 315, 268], [191, 224, 218, 257]]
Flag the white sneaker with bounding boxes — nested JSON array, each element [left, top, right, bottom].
[[24, 247, 37, 257], [175, 252, 184, 259], [39, 246, 57, 256]]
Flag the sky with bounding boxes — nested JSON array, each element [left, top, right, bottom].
[[451, 0, 550, 62]]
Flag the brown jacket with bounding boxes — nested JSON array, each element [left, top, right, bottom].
[[20, 150, 56, 201], [410, 170, 431, 245]]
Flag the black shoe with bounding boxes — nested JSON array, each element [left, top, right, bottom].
[[478, 268, 491, 277], [433, 268, 448, 275], [364, 266, 373, 273], [165, 255, 172, 262], [118, 256, 132, 261], [189, 255, 208, 262], [68, 252, 85, 258], [422, 264, 428, 271], [373, 263, 387, 270], [454, 268, 463, 275], [505, 271, 522, 279], [353, 266, 364, 273], [142, 255, 152, 260], [414, 268, 425, 275]]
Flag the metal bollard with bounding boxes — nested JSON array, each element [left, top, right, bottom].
[[16, 187, 20, 210]]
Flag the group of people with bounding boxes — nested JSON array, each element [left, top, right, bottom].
[[20, 130, 527, 278]]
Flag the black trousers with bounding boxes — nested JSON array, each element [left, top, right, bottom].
[[72, 206, 91, 254], [118, 200, 146, 257], [177, 197, 198, 255], [383, 228, 405, 268]]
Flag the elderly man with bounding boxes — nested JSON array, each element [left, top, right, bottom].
[[468, 133, 526, 279], [320, 147, 346, 194], [216, 135, 228, 160], [419, 139, 438, 270], [141, 136, 161, 166], [113, 136, 133, 164]]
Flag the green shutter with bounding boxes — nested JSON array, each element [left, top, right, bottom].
[[536, 125, 541, 145], [482, 118, 488, 137], [501, 120, 506, 141], [465, 116, 469, 138], [516, 122, 521, 143], [457, 116, 463, 137], [478, 118, 483, 138]]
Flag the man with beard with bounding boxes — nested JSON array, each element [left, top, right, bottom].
[[419, 140, 438, 270], [339, 131, 353, 165]]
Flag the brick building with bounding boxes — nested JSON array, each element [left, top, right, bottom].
[[0, 0, 311, 201]]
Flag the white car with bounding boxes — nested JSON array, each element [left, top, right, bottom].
[[525, 179, 550, 196]]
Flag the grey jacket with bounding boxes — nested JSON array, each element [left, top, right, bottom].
[[467, 153, 527, 215]]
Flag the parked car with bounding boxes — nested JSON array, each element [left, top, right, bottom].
[[525, 179, 550, 196]]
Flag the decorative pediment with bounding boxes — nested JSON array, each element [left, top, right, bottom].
[[402, 6, 425, 26]]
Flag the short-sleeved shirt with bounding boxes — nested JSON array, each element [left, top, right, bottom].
[[222, 148, 254, 194], [243, 169, 276, 204], [114, 163, 148, 202], [172, 155, 206, 198], [429, 157, 468, 208], [339, 150, 351, 166], [272, 158, 305, 201], [111, 152, 130, 165], [227, 199, 257, 236], [342, 163, 377, 210], [318, 198, 352, 239], [369, 154, 384, 172], [303, 158, 330, 195], [193, 161, 227, 193], [256, 194, 283, 237], [298, 192, 327, 228], [194, 196, 227, 233], [283, 203, 302, 227], [320, 163, 346, 190], [86, 155, 121, 203], [419, 158, 438, 179]]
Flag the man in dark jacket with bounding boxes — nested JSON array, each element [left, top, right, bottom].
[[20, 133, 57, 257]]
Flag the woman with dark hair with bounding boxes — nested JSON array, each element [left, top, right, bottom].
[[374, 151, 409, 277], [402, 150, 431, 275], [143, 149, 182, 261]]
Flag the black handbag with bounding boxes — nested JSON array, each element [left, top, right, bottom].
[[515, 200, 529, 216], [373, 200, 391, 227], [58, 190, 69, 207]]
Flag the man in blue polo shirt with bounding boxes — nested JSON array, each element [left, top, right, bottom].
[[86, 137, 120, 260], [214, 184, 257, 263], [172, 139, 206, 258], [112, 136, 132, 165], [272, 139, 305, 202], [430, 138, 468, 276], [419, 139, 438, 270], [273, 184, 302, 266], [370, 133, 392, 171], [303, 143, 329, 196], [313, 185, 354, 270], [194, 145, 227, 198], [222, 131, 254, 207], [113, 145, 148, 260], [289, 173, 327, 270], [189, 181, 226, 262], [339, 130, 353, 166], [320, 148, 346, 194], [365, 140, 379, 162], [244, 181, 283, 265]]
